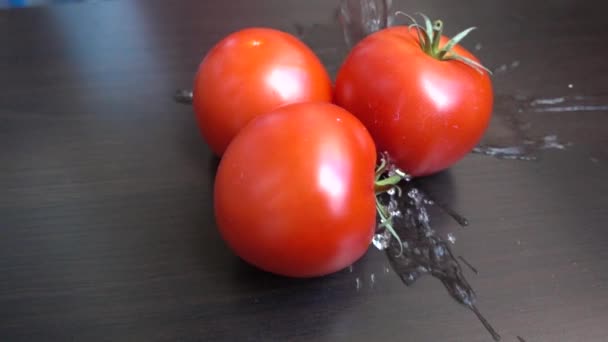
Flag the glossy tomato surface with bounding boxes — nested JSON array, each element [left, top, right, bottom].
[[193, 27, 332, 156], [334, 26, 493, 177], [214, 102, 377, 278]]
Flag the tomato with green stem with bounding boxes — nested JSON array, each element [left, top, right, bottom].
[[193, 27, 332, 156], [334, 13, 493, 177], [214, 102, 405, 278]]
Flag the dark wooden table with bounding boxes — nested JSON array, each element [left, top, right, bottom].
[[2, 0, 608, 341]]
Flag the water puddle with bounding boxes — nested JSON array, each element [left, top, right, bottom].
[[471, 93, 608, 160]]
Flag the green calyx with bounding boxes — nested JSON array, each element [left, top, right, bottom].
[[373, 153, 411, 256], [395, 12, 492, 75]]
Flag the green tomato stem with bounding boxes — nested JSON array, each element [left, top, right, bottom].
[[373, 153, 411, 257], [431, 20, 443, 55], [396, 12, 493, 75]]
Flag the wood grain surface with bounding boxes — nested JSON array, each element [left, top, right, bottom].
[[1, 0, 608, 341]]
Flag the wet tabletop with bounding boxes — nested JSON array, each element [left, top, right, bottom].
[[1, 0, 608, 341]]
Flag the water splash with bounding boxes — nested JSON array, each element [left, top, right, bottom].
[[372, 229, 391, 250], [530, 97, 565, 106], [533, 105, 608, 112], [473, 134, 571, 161], [338, 0, 392, 47], [540, 135, 567, 150], [529, 94, 608, 113], [472, 145, 537, 161], [374, 179, 501, 341]]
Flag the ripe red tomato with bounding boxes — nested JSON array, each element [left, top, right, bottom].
[[334, 24, 493, 177], [193, 27, 333, 156], [214, 102, 377, 278]]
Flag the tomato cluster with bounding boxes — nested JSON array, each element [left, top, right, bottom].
[[192, 19, 493, 277]]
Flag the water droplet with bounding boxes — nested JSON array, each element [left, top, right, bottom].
[[349, 265, 354, 273], [385, 266, 391, 273], [370, 273, 376, 284], [540, 135, 567, 150], [568, 83, 574, 88], [494, 64, 508, 73], [388, 199, 401, 217], [174, 89, 193, 104], [418, 210, 429, 224], [372, 230, 391, 250], [474, 42, 483, 51], [447, 233, 456, 244], [387, 187, 396, 195], [433, 245, 446, 258], [355, 277, 361, 290]]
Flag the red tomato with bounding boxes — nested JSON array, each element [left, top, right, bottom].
[[334, 25, 493, 177], [193, 27, 333, 156], [214, 102, 377, 278]]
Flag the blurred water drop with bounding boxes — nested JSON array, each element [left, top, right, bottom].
[[372, 230, 391, 250], [447, 233, 456, 244], [472, 146, 537, 161], [174, 89, 193, 104], [540, 135, 567, 150]]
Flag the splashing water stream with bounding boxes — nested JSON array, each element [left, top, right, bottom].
[[373, 177, 501, 341]]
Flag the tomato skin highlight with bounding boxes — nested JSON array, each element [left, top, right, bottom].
[[214, 102, 377, 278], [334, 26, 493, 177], [193, 27, 333, 156]]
